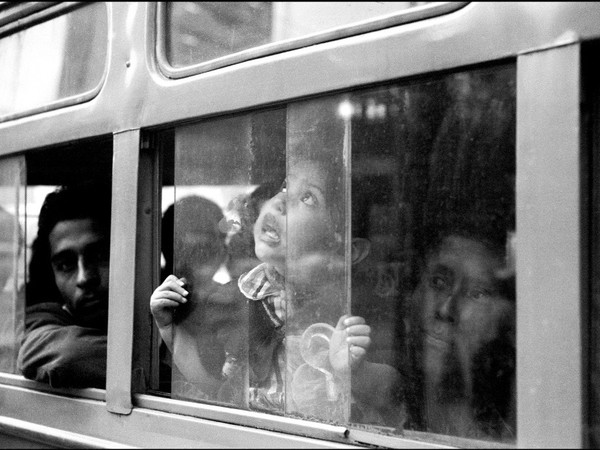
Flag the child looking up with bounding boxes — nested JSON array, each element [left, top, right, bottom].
[[151, 154, 402, 426]]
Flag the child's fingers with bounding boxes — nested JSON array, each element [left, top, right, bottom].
[[152, 297, 185, 310], [349, 345, 367, 360], [346, 335, 371, 349], [151, 290, 188, 309], [157, 275, 189, 297], [336, 315, 367, 330], [346, 323, 371, 337], [342, 315, 366, 328], [157, 290, 188, 303], [336, 314, 350, 329]]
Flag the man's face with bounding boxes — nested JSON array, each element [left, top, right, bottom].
[[412, 234, 515, 394], [49, 218, 109, 329], [253, 160, 337, 275]]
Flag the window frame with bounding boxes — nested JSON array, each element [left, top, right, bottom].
[[0, 2, 595, 448], [154, 1, 469, 80], [0, 1, 109, 123]]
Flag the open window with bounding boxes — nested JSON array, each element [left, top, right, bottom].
[[2, 137, 113, 388], [146, 62, 516, 446]]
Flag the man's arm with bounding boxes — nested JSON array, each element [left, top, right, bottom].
[[17, 302, 107, 389]]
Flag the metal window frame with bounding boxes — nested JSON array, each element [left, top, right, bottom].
[[516, 42, 584, 448], [0, 2, 110, 123], [155, 1, 469, 80]]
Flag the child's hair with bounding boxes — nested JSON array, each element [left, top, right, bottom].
[[287, 97, 348, 238]]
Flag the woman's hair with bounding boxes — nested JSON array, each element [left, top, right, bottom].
[[26, 182, 111, 306]]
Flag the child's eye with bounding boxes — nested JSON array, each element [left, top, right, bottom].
[[300, 191, 316, 206]]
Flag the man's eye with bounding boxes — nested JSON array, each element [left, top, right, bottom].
[[300, 191, 316, 206], [53, 260, 76, 273]]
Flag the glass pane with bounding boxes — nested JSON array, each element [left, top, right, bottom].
[[168, 110, 286, 406], [164, 2, 429, 68], [157, 64, 516, 442], [347, 67, 516, 440], [0, 157, 26, 374], [283, 98, 351, 424], [0, 3, 107, 119]]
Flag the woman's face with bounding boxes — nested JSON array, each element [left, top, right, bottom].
[[412, 234, 515, 392], [254, 160, 338, 276]]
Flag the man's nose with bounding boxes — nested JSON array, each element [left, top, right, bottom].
[[76, 257, 99, 287]]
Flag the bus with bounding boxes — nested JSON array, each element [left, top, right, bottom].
[[0, 1, 598, 448]]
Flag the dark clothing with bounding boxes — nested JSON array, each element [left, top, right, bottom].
[[17, 302, 107, 388]]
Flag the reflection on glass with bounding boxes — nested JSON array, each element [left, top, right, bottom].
[[350, 66, 516, 440], [409, 233, 515, 439], [168, 109, 286, 406], [164, 2, 426, 68], [283, 98, 350, 423], [160, 64, 516, 443], [0, 3, 107, 119], [0, 157, 26, 374]]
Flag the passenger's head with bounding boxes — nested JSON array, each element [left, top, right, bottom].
[[162, 195, 227, 289], [255, 98, 370, 280], [226, 182, 281, 279], [254, 157, 370, 285], [409, 225, 515, 434], [28, 183, 111, 330]]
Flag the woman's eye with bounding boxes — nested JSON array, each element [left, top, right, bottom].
[[469, 288, 492, 300], [430, 275, 447, 291]]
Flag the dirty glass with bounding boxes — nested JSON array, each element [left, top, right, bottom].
[[164, 63, 515, 443], [163, 2, 429, 68], [0, 157, 26, 374], [0, 2, 107, 120], [168, 110, 286, 405], [283, 98, 351, 423], [348, 66, 516, 441]]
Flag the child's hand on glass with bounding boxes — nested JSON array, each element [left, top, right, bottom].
[[329, 314, 371, 375], [150, 275, 188, 328]]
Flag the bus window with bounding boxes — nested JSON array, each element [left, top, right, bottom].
[[0, 156, 26, 374], [0, 2, 108, 122], [159, 108, 286, 405], [152, 63, 515, 441], [16, 139, 113, 390], [159, 2, 444, 75], [350, 65, 516, 441]]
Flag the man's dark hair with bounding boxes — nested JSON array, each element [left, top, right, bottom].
[[26, 182, 112, 306]]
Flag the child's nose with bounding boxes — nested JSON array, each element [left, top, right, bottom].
[[272, 192, 286, 215]]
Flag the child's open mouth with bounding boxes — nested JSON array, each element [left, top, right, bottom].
[[260, 213, 281, 244]]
